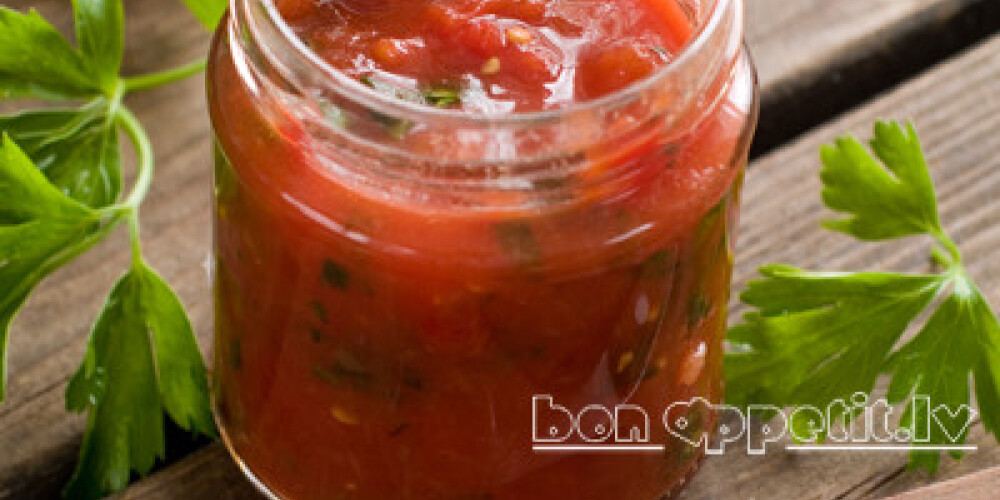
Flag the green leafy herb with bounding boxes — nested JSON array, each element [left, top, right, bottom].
[[0, 8, 99, 98], [64, 263, 216, 498], [72, 0, 125, 92], [0, 136, 110, 401], [820, 122, 942, 241], [726, 121, 1000, 471], [179, 0, 228, 30], [0, 1, 225, 497], [0, 105, 122, 207]]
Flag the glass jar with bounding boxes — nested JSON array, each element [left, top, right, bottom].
[[208, 1, 758, 499]]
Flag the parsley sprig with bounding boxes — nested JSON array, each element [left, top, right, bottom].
[[726, 122, 1000, 471], [0, 1, 226, 498]]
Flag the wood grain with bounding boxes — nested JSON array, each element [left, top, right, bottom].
[[0, 0, 998, 499], [109, 26, 1000, 500], [747, 0, 1000, 153], [883, 466, 1000, 500]]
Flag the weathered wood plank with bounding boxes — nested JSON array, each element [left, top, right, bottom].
[[110, 29, 1000, 500], [747, 0, 1000, 153], [1, 0, 998, 498], [883, 466, 1000, 500]]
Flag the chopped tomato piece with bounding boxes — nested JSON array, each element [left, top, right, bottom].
[[576, 43, 662, 100]]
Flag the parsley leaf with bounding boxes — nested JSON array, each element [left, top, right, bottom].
[[72, 0, 125, 93], [727, 121, 1000, 471], [1, 104, 122, 208], [0, 7, 99, 99], [0, 136, 107, 401], [886, 278, 1000, 469], [179, 0, 228, 30], [726, 266, 943, 413], [820, 122, 941, 240], [64, 262, 215, 498]]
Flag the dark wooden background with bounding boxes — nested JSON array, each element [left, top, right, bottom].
[[1, 0, 999, 498]]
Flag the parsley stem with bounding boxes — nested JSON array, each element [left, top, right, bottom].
[[931, 247, 954, 268], [930, 229, 963, 268], [127, 211, 142, 266], [114, 107, 154, 266], [121, 59, 207, 93], [115, 108, 154, 210]]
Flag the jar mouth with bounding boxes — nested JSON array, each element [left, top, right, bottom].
[[248, 0, 729, 127]]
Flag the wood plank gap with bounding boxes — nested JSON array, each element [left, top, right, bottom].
[[749, 0, 1000, 157]]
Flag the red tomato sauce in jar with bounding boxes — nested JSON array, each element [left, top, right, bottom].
[[279, 0, 694, 110], [208, 1, 757, 499]]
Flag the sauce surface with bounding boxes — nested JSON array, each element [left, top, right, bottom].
[[279, 0, 695, 111]]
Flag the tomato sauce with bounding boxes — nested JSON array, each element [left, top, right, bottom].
[[208, 1, 756, 499], [278, 0, 694, 110]]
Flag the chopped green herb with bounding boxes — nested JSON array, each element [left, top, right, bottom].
[[310, 300, 329, 324], [359, 76, 463, 136], [309, 328, 325, 343], [401, 368, 425, 391], [360, 74, 424, 104], [359, 75, 418, 138], [320, 101, 348, 129], [687, 293, 711, 329], [532, 176, 569, 190], [494, 221, 541, 264], [650, 46, 670, 60], [361, 75, 462, 108], [639, 249, 675, 281], [667, 404, 704, 463], [383, 118, 415, 139], [321, 259, 350, 290], [642, 360, 663, 381], [662, 143, 681, 168], [422, 86, 461, 108], [314, 350, 373, 391], [696, 196, 726, 240]]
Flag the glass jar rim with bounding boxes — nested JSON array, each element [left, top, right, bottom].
[[242, 0, 731, 127]]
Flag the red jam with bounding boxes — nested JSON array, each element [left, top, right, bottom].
[[209, 1, 756, 499]]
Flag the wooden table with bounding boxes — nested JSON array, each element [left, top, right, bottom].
[[2, 1, 999, 499]]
